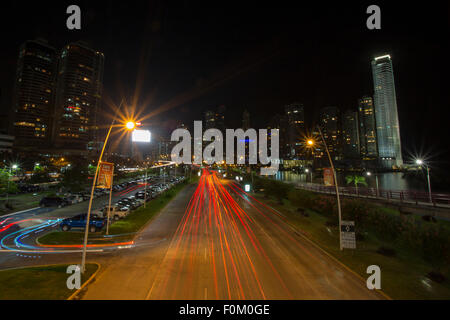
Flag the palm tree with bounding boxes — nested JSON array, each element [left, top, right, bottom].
[[345, 175, 368, 193]]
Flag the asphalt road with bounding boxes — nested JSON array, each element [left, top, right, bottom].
[[83, 171, 383, 300]]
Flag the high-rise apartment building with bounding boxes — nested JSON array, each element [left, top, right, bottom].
[[371, 54, 403, 168], [358, 96, 378, 159], [12, 39, 57, 148], [285, 103, 305, 159], [342, 110, 360, 159], [319, 106, 341, 160], [53, 42, 104, 151]]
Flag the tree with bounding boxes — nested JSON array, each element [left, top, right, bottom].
[[345, 175, 368, 193], [61, 164, 89, 192], [0, 168, 18, 195]]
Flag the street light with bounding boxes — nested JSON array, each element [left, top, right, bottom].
[[366, 171, 379, 198], [6, 164, 19, 204], [415, 159, 432, 203], [126, 121, 135, 130], [308, 130, 344, 251], [81, 100, 132, 273]]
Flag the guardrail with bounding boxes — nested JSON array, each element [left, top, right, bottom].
[[294, 183, 450, 207]]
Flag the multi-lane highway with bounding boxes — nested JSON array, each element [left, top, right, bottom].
[[83, 170, 383, 300]]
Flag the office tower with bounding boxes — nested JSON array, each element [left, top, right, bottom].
[[371, 54, 403, 168], [216, 105, 226, 133], [204, 110, 215, 130], [269, 114, 289, 159], [285, 103, 305, 159], [53, 42, 104, 152], [342, 110, 360, 159], [242, 109, 250, 130], [12, 39, 57, 148], [358, 96, 378, 158], [319, 106, 341, 160]]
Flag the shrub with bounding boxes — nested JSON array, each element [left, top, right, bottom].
[[288, 189, 317, 208]]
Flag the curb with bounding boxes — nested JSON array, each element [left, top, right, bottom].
[[0, 206, 40, 218], [67, 262, 101, 300]]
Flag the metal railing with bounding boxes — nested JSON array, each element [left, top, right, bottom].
[[294, 183, 450, 207]]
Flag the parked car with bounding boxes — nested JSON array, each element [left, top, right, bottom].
[[94, 205, 129, 220], [60, 214, 106, 232], [39, 197, 70, 208]]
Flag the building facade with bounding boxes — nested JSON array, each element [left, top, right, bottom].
[[371, 54, 403, 168], [12, 39, 57, 148], [319, 106, 341, 160], [358, 96, 378, 159], [284, 103, 305, 159], [53, 42, 104, 152], [342, 110, 360, 159]]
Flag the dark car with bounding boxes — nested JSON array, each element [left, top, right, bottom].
[[60, 214, 106, 232], [39, 197, 70, 208]]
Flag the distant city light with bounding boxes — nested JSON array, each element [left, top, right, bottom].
[[416, 159, 423, 165]]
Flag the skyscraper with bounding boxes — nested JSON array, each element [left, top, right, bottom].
[[53, 42, 104, 152], [242, 109, 250, 130], [342, 110, 360, 159], [371, 54, 403, 168], [358, 96, 378, 159], [12, 39, 57, 148], [285, 103, 305, 159], [319, 106, 341, 160]]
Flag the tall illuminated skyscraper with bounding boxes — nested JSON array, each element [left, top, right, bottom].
[[53, 42, 104, 152], [12, 39, 57, 148], [371, 54, 403, 168], [358, 96, 378, 159]]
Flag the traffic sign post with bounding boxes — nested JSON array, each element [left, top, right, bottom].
[[341, 221, 356, 249]]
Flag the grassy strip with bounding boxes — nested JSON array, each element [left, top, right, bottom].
[[254, 193, 450, 299], [37, 181, 191, 245], [0, 191, 53, 216], [0, 263, 98, 300]]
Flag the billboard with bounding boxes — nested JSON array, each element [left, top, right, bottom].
[[323, 168, 334, 186], [132, 129, 151, 142], [97, 162, 114, 188]]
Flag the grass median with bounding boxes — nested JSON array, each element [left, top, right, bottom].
[[0, 191, 53, 216], [253, 191, 450, 300], [37, 180, 191, 245], [0, 263, 98, 300]]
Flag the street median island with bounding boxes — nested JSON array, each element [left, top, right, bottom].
[[0, 263, 98, 300], [251, 177, 450, 300], [37, 180, 192, 246]]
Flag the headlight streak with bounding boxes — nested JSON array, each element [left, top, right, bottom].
[[152, 169, 298, 299], [0, 218, 134, 253]]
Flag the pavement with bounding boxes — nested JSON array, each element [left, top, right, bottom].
[[82, 171, 383, 300]]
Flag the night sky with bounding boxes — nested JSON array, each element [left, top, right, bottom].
[[1, 1, 449, 165]]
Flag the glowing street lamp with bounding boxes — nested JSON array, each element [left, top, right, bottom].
[[81, 100, 135, 273], [366, 171, 379, 198], [126, 121, 136, 130], [308, 128, 343, 250], [6, 164, 19, 204], [415, 159, 432, 203]]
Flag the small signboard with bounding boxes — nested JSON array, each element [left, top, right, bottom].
[[323, 168, 334, 186], [97, 162, 114, 189], [341, 220, 356, 249]]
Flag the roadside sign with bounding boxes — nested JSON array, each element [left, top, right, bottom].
[[341, 220, 356, 249], [97, 162, 114, 188], [323, 168, 334, 186]]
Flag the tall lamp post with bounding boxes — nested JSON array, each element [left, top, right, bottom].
[[81, 101, 136, 273], [416, 159, 432, 203], [366, 171, 379, 198], [6, 164, 18, 204], [307, 127, 343, 251]]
